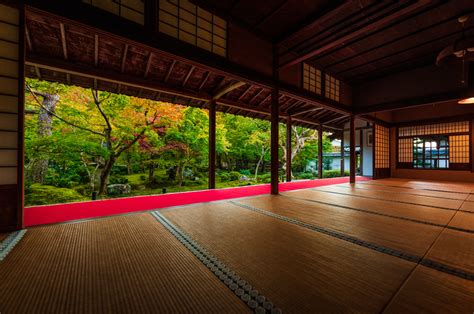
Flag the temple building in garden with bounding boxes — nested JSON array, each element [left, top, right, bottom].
[[0, 0, 474, 312]]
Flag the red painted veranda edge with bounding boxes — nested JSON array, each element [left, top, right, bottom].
[[25, 176, 370, 227]]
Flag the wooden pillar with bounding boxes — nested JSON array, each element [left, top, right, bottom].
[[271, 46, 279, 195], [286, 117, 292, 182], [208, 100, 216, 189], [340, 131, 345, 176], [318, 124, 323, 179], [350, 116, 356, 184], [0, 1, 25, 232], [359, 128, 364, 176]]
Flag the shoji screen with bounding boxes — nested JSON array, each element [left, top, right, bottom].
[[374, 124, 390, 178], [0, 2, 23, 231]]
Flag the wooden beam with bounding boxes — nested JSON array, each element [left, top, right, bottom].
[[271, 45, 279, 195], [94, 34, 99, 67], [291, 107, 324, 117], [237, 84, 253, 101], [198, 71, 210, 91], [144, 52, 153, 78], [324, 114, 348, 125], [277, 0, 351, 46], [164, 60, 176, 83], [279, 1, 431, 69], [120, 44, 129, 73], [24, 2, 351, 115], [258, 93, 271, 108], [349, 115, 356, 184], [26, 54, 211, 102], [25, 23, 33, 52], [286, 116, 292, 182], [208, 99, 216, 189], [255, 0, 288, 29], [354, 87, 474, 115], [213, 81, 245, 100], [248, 88, 265, 104], [182, 66, 195, 87], [34, 66, 41, 79], [59, 23, 68, 60], [318, 124, 323, 179]]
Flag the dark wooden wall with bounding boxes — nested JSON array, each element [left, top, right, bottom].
[[0, 0, 24, 232]]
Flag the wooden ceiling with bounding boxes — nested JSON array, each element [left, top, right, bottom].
[[24, 8, 349, 131], [196, 0, 474, 83]]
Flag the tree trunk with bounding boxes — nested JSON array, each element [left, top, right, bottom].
[[99, 156, 115, 195], [148, 164, 155, 182], [31, 93, 59, 183]]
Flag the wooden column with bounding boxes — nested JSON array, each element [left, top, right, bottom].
[[286, 117, 292, 182], [0, 1, 24, 232], [340, 131, 345, 176], [208, 100, 216, 189], [271, 46, 279, 195], [318, 124, 323, 179], [350, 116, 356, 184], [359, 128, 364, 176]]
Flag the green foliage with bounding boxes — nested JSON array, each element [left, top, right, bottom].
[[323, 170, 350, 178], [25, 184, 88, 206], [228, 171, 242, 181], [24, 79, 347, 206]]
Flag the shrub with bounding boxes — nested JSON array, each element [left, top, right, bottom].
[[323, 170, 344, 178], [239, 169, 251, 176], [109, 176, 129, 184], [25, 184, 88, 206], [258, 173, 271, 183], [229, 171, 242, 181], [297, 172, 314, 180], [139, 175, 146, 181], [218, 172, 230, 182]]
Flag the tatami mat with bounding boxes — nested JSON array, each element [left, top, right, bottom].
[[0, 214, 248, 313]]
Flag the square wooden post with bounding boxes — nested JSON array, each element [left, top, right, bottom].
[[208, 100, 216, 189], [318, 124, 323, 179], [340, 131, 345, 176], [350, 116, 356, 184], [271, 46, 279, 195], [286, 117, 292, 182]]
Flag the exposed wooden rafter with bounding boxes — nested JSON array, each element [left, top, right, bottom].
[[144, 52, 153, 78], [279, 0, 431, 69], [59, 23, 68, 60], [182, 66, 195, 87], [212, 81, 245, 100], [120, 44, 129, 73]]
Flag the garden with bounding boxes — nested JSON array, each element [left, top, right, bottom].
[[25, 79, 343, 206]]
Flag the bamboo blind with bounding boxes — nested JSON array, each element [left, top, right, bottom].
[[325, 73, 340, 102], [398, 121, 469, 137], [398, 138, 413, 163], [0, 4, 20, 185], [158, 0, 227, 57], [82, 0, 145, 25], [375, 125, 390, 169], [449, 135, 470, 163], [303, 63, 321, 95]]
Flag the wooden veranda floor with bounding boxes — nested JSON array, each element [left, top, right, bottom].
[[1, 178, 473, 312]]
